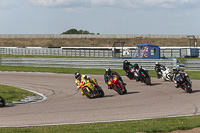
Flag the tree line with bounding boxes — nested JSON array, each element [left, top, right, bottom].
[[62, 28, 99, 35]]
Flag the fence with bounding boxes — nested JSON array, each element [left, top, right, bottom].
[[0, 47, 198, 58], [0, 34, 200, 39], [0, 58, 177, 70], [184, 59, 200, 70]]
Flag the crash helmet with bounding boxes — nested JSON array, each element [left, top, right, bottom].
[[156, 61, 159, 65], [173, 65, 180, 72], [105, 68, 111, 74], [75, 72, 81, 79], [124, 60, 129, 64], [134, 63, 139, 69]]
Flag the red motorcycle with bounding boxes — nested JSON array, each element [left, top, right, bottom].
[[108, 75, 127, 95]]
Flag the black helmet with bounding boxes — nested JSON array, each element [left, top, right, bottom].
[[134, 63, 139, 69], [105, 68, 111, 74], [124, 60, 129, 64], [75, 72, 81, 79]]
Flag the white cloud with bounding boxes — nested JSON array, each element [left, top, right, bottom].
[[91, 0, 116, 6], [30, 0, 200, 10], [30, 0, 90, 7]]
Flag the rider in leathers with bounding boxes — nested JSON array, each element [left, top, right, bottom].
[[104, 68, 126, 90], [75, 72, 99, 95], [123, 60, 134, 73], [155, 62, 162, 79], [133, 63, 142, 81], [173, 66, 181, 88]]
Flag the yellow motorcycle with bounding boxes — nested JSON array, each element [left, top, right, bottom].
[[79, 79, 104, 99]]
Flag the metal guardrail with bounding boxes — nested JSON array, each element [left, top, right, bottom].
[[0, 48, 113, 57], [0, 47, 198, 58], [185, 59, 200, 70], [0, 58, 177, 70]]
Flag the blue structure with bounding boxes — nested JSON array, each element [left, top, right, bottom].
[[132, 44, 160, 59], [179, 35, 199, 57], [112, 43, 160, 59]]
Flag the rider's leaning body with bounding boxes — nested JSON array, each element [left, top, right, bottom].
[[75, 72, 98, 95]]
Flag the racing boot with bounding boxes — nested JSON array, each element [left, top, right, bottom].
[[174, 81, 179, 89], [81, 91, 85, 95]]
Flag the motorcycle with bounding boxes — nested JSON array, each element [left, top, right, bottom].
[[174, 72, 192, 93], [124, 66, 135, 80], [108, 75, 127, 95], [161, 66, 172, 81], [139, 68, 151, 85], [78, 79, 104, 99], [0, 96, 5, 107]]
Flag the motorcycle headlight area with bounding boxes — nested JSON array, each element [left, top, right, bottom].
[[108, 81, 112, 85]]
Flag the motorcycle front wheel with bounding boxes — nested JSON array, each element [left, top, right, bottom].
[[185, 84, 192, 93], [82, 88, 94, 99], [114, 85, 124, 95]]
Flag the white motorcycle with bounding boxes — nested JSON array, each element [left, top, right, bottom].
[[161, 66, 172, 81]]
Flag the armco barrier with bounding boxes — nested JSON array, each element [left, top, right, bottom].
[[184, 59, 200, 71], [0, 47, 197, 58], [0, 58, 177, 70]]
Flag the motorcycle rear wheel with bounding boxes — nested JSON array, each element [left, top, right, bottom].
[[98, 88, 104, 97], [145, 76, 151, 85]]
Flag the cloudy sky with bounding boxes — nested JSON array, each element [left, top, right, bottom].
[[0, 0, 199, 35]]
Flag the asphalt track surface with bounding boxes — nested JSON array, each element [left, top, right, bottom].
[[0, 72, 200, 128]]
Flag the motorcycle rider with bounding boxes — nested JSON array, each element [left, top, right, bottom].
[[104, 68, 126, 90], [133, 63, 142, 81], [155, 62, 162, 79], [123, 60, 134, 73], [75, 72, 99, 95], [173, 66, 181, 88]]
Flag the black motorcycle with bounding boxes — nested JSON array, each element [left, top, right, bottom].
[[175, 72, 192, 93], [0, 96, 5, 107], [124, 65, 136, 80], [139, 69, 151, 85]]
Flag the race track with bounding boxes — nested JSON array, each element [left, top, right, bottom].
[[0, 72, 200, 127]]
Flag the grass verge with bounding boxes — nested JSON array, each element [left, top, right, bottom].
[[0, 115, 200, 133], [0, 84, 35, 103]]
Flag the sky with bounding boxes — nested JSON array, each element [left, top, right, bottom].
[[0, 0, 200, 35]]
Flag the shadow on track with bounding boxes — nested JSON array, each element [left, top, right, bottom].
[[150, 83, 162, 86], [103, 95, 115, 98], [191, 90, 200, 93], [126, 91, 140, 95]]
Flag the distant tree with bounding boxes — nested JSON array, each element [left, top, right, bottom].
[[62, 28, 78, 34], [62, 28, 95, 35]]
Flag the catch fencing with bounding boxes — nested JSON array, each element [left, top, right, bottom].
[[0, 58, 177, 70]]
